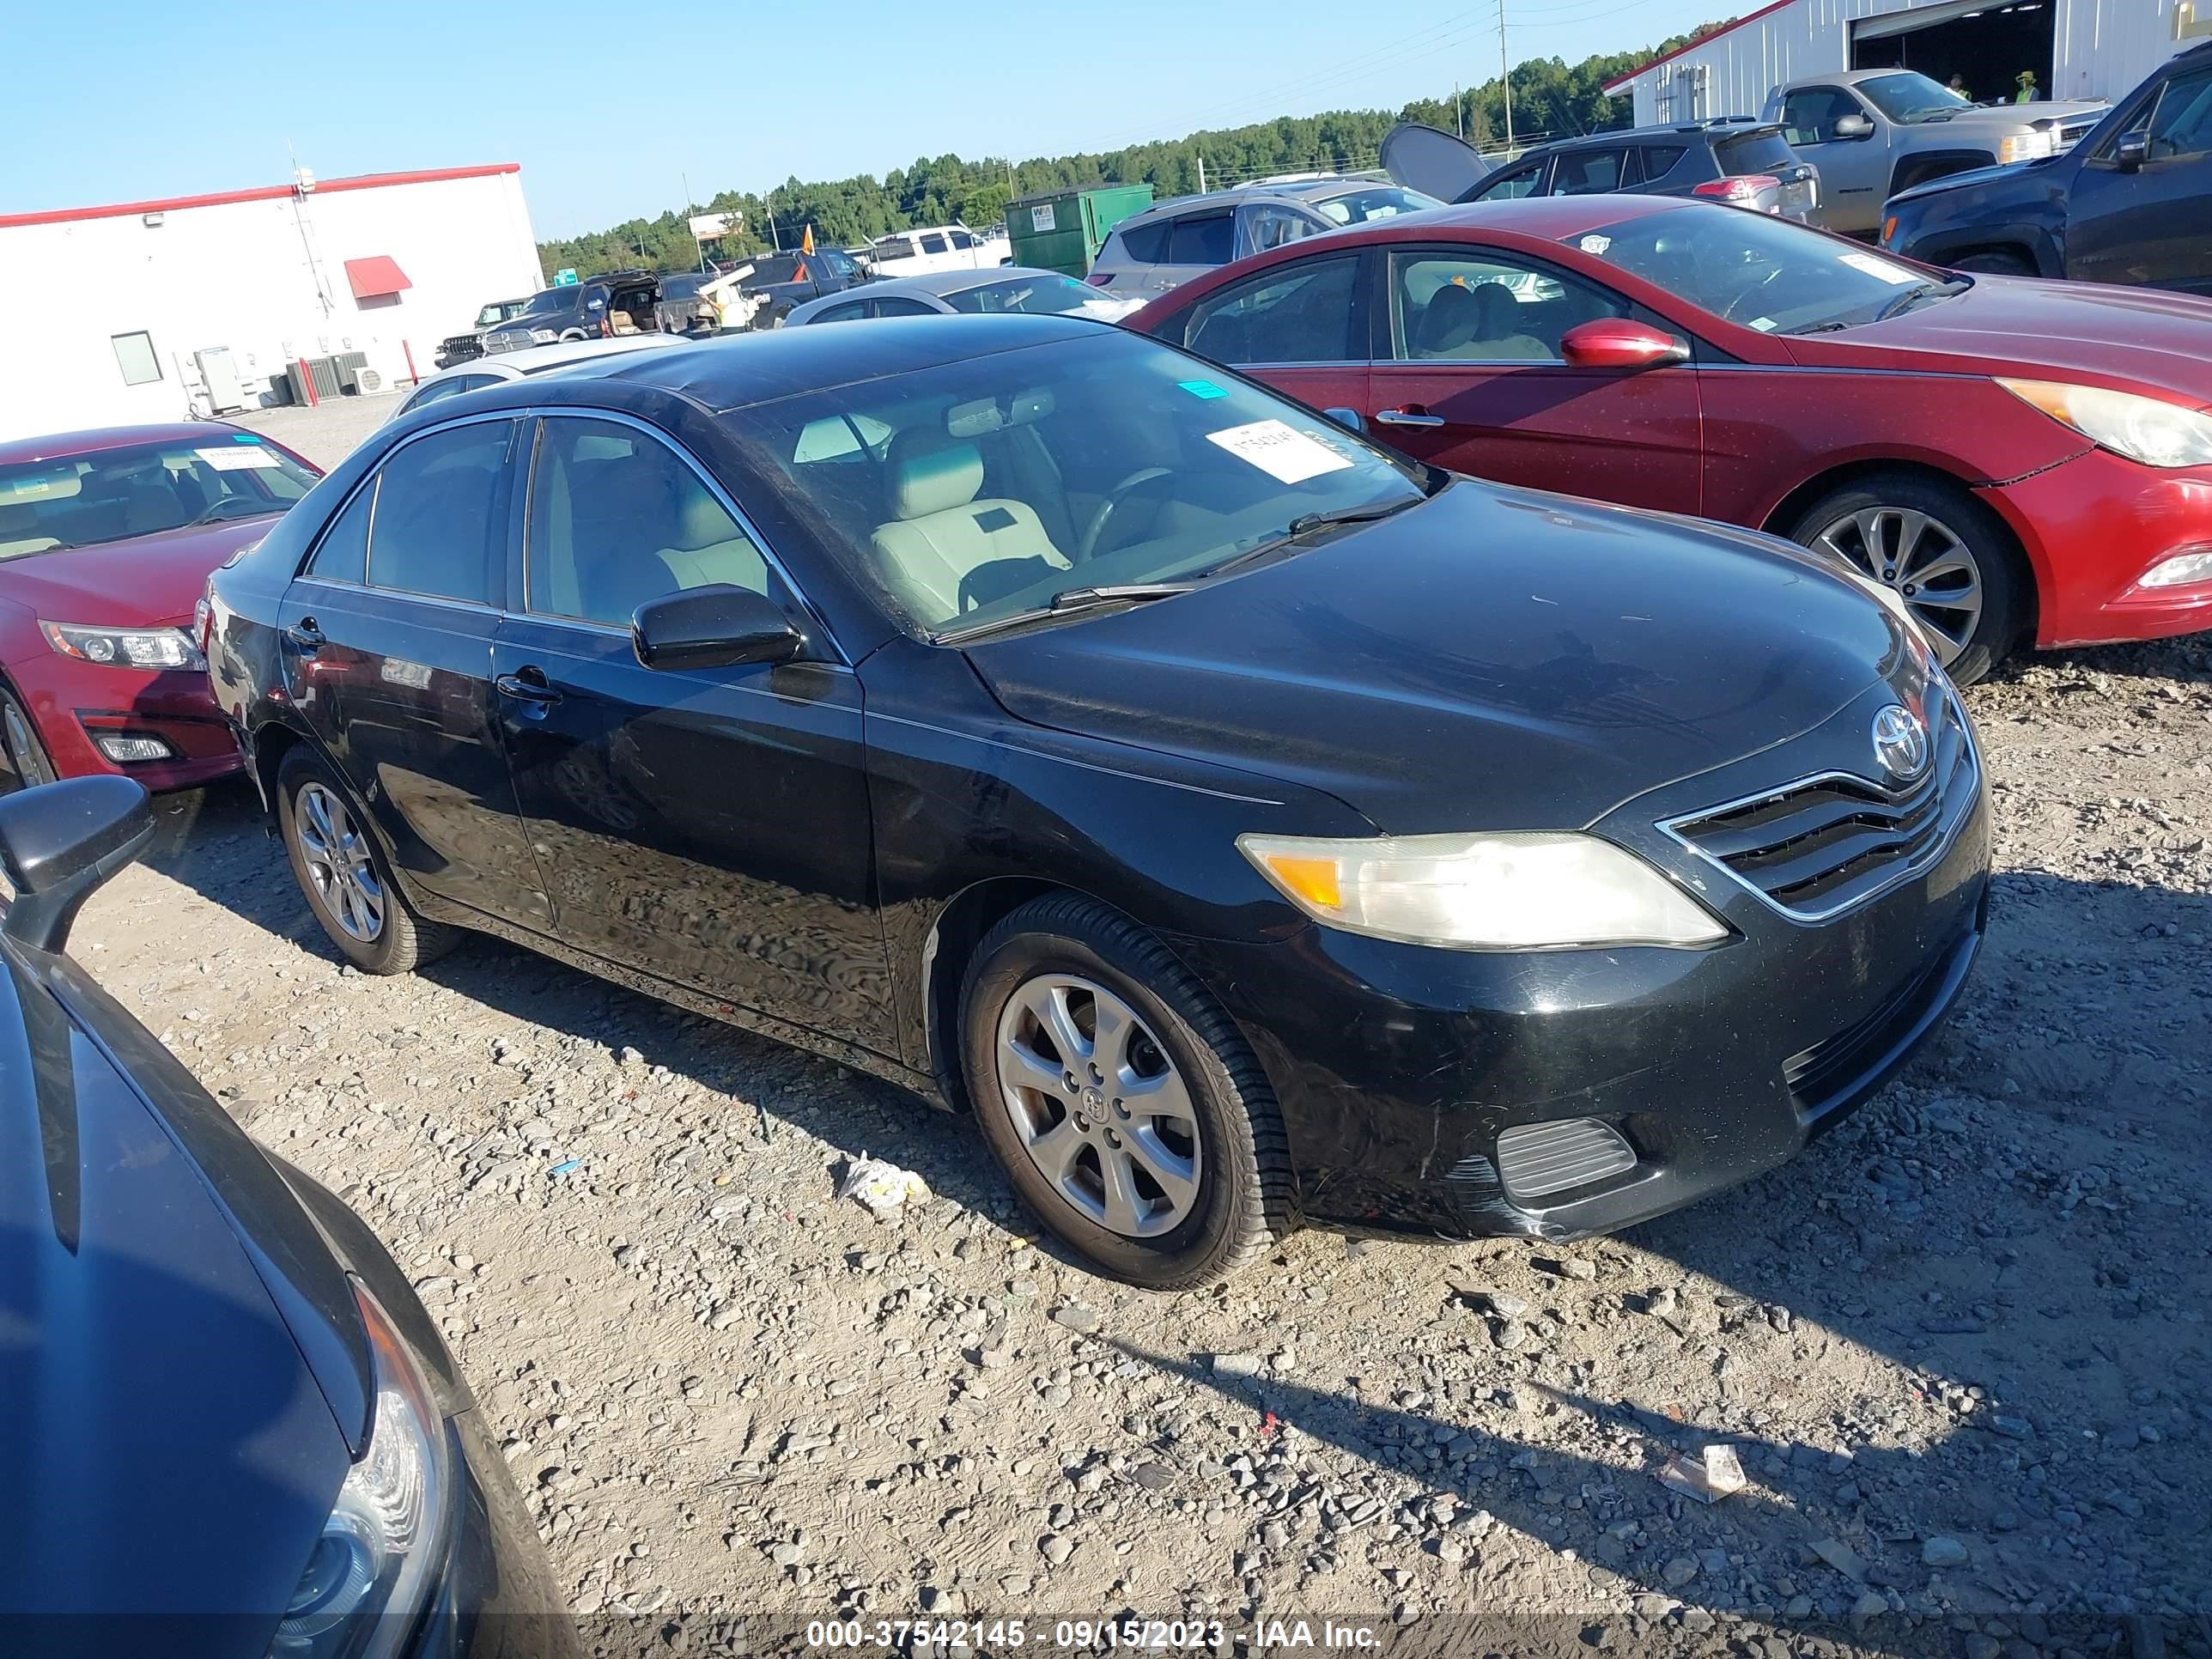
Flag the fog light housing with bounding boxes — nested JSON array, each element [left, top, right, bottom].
[[2138, 549, 2212, 588], [95, 735, 173, 763]]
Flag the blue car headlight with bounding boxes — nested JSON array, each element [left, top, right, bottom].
[[271, 1283, 453, 1659]]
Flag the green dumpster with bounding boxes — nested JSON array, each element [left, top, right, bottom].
[[1006, 185, 1155, 277]]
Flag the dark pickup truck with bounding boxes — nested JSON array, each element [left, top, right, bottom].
[[729, 246, 871, 328]]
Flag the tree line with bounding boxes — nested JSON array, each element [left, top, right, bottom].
[[534, 24, 1730, 280]]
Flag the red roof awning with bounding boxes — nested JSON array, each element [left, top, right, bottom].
[[343, 255, 411, 299]]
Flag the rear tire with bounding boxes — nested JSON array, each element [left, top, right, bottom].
[[1786, 471, 2028, 684], [960, 895, 1293, 1289], [1952, 247, 2037, 277], [276, 748, 457, 974], [0, 689, 57, 794]]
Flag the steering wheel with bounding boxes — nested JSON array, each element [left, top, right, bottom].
[[1076, 467, 1174, 562], [1719, 261, 1787, 324]]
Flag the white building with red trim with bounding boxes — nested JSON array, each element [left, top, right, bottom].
[[1603, 0, 2203, 129], [0, 163, 543, 441]]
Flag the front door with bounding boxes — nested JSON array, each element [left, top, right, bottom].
[[490, 414, 896, 1051], [1172, 249, 1371, 418], [1364, 246, 1703, 514], [277, 416, 550, 927], [1779, 86, 1887, 234], [2068, 62, 2212, 293]]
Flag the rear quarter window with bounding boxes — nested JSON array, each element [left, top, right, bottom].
[[1111, 219, 1171, 264], [1714, 131, 1799, 173], [1168, 213, 1236, 267], [1641, 143, 1688, 180]]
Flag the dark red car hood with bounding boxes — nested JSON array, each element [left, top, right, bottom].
[[0, 518, 277, 626], [1790, 276, 2212, 407]]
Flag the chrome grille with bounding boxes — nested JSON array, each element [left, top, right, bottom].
[[1662, 688, 1978, 921], [2057, 117, 2100, 149]]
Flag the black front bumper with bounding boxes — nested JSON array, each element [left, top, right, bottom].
[[1173, 687, 1990, 1242]]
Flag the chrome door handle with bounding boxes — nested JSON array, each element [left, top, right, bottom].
[[285, 619, 324, 651], [1374, 408, 1446, 428]]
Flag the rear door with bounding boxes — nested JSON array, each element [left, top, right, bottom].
[[1364, 244, 1702, 512], [2067, 62, 2212, 292], [276, 416, 550, 927], [489, 413, 894, 1048], [1168, 250, 1370, 417]]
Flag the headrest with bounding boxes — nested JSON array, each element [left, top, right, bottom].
[[672, 486, 734, 550], [1469, 283, 1518, 326], [0, 503, 38, 535], [1415, 283, 1482, 353], [888, 435, 983, 521]]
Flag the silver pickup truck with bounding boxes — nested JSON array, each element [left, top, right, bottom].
[[1762, 68, 2106, 236]]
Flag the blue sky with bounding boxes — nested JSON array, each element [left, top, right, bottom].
[[2, 0, 1724, 237]]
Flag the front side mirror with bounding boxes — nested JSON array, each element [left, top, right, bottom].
[[1322, 406, 1366, 434], [1832, 112, 1875, 140], [0, 775, 155, 952], [2115, 132, 2150, 173], [632, 584, 804, 672], [1559, 319, 1691, 371]]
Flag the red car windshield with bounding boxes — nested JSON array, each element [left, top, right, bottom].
[[0, 437, 318, 558], [1569, 204, 1962, 336]]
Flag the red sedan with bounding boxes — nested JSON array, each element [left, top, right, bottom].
[[1129, 195, 2212, 682], [0, 423, 321, 792]]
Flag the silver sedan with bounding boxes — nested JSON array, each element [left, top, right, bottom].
[[783, 265, 1145, 327]]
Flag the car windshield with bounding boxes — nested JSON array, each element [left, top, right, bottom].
[[727, 328, 1431, 637], [520, 288, 579, 316], [475, 301, 519, 327], [943, 274, 1113, 315], [1855, 71, 1972, 124], [1310, 185, 1443, 225], [1570, 204, 1962, 334], [659, 275, 706, 300], [0, 437, 318, 557]]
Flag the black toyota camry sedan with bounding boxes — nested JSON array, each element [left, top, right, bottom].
[[0, 778, 574, 1656], [205, 315, 1988, 1289]]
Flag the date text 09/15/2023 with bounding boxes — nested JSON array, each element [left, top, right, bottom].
[[802, 1619, 1382, 1650]]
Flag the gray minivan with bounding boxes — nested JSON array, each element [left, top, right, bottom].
[[1087, 178, 1440, 301]]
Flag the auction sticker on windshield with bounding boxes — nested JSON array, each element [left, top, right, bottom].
[[1838, 252, 1920, 285], [196, 446, 282, 471], [1206, 420, 1353, 484]]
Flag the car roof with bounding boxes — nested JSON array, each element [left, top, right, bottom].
[[515, 313, 1102, 414], [1395, 192, 1690, 238], [0, 422, 252, 465], [1115, 176, 1391, 228], [865, 265, 1072, 300], [433, 335, 686, 381]]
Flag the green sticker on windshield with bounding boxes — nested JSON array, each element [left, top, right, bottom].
[[231, 432, 263, 443], [1178, 380, 1228, 399]]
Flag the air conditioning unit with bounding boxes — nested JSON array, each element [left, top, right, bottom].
[[353, 367, 385, 395]]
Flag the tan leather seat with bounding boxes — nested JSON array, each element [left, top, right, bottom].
[[869, 433, 1067, 622], [656, 490, 768, 596]]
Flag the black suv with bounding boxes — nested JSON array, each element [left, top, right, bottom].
[[732, 246, 870, 328], [1882, 40, 2212, 291], [482, 269, 665, 353], [1383, 118, 1820, 222]]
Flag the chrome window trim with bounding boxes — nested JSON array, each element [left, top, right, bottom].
[[514, 406, 852, 667], [1655, 688, 1982, 925]]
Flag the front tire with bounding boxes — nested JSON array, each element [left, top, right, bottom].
[[0, 689, 57, 793], [276, 749, 456, 974], [1786, 471, 2027, 684], [960, 895, 1293, 1289], [1952, 247, 2036, 276]]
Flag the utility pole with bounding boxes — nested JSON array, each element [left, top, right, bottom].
[[1498, 3, 1516, 157], [1198, 154, 1207, 192], [1455, 84, 1463, 139]]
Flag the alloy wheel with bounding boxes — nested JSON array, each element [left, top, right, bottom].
[[994, 973, 1202, 1239], [294, 782, 386, 943], [1812, 504, 1984, 665]]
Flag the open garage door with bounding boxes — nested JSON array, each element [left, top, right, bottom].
[[1850, 0, 2056, 106]]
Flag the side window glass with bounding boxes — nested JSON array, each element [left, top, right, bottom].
[[365, 421, 514, 604], [919, 232, 951, 255], [527, 416, 773, 628], [872, 297, 937, 317], [951, 229, 977, 249], [1783, 88, 1851, 145], [813, 302, 866, 325], [1183, 255, 1362, 365], [1642, 143, 1687, 180], [306, 479, 374, 583], [1553, 147, 1632, 194], [1115, 220, 1170, 264], [1390, 252, 1629, 363], [1473, 161, 1546, 202], [2145, 67, 2212, 160], [1240, 204, 1310, 254], [1168, 212, 1236, 266]]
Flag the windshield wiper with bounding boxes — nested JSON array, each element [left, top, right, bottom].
[[1872, 281, 1948, 322], [1202, 495, 1425, 580], [931, 582, 1196, 645], [185, 497, 279, 528], [1780, 319, 1851, 336]]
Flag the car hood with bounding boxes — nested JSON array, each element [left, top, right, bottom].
[[1887, 155, 2050, 205], [963, 481, 1901, 833], [1790, 277, 2212, 405], [0, 960, 349, 1644], [0, 518, 279, 626], [1906, 99, 2106, 130]]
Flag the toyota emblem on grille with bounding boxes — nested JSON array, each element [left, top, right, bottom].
[[1871, 703, 1929, 781]]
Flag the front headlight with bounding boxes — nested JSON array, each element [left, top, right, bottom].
[[530, 328, 558, 344], [1998, 378, 2212, 468], [40, 621, 204, 672], [1997, 131, 2052, 165], [272, 1284, 453, 1659], [1237, 830, 1727, 950]]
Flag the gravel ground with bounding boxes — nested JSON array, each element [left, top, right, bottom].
[[83, 635, 2212, 1658], [233, 386, 406, 467]]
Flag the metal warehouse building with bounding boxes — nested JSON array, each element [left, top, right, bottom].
[[1605, 0, 2208, 125], [0, 164, 543, 441]]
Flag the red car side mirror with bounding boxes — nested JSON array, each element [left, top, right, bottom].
[[1560, 319, 1691, 371]]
